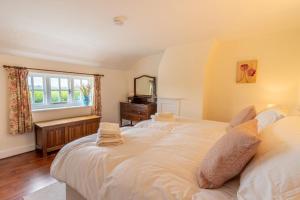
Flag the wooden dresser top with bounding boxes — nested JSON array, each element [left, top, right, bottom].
[[35, 115, 100, 128]]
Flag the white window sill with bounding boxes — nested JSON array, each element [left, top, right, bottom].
[[32, 105, 92, 113]]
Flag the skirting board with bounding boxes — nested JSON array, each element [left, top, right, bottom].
[[0, 144, 35, 159]]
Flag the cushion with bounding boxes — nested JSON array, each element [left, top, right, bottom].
[[228, 105, 256, 129], [238, 116, 300, 199], [197, 119, 261, 189], [255, 108, 285, 132]]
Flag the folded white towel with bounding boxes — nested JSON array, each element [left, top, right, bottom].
[[99, 129, 121, 136], [98, 137, 124, 143], [96, 136, 124, 146], [99, 134, 122, 139], [97, 136, 124, 147], [97, 140, 124, 146], [155, 112, 174, 118], [151, 113, 176, 122], [99, 122, 119, 131], [152, 116, 176, 122], [96, 122, 124, 147]]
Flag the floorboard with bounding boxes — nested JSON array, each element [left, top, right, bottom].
[[0, 151, 56, 200]]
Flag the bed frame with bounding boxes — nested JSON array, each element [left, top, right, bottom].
[[66, 185, 86, 200]]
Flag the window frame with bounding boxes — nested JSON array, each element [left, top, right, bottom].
[[28, 72, 94, 111]]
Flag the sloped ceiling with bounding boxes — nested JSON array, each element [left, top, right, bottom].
[[0, 0, 299, 69]]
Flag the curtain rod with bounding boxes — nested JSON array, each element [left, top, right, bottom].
[[2, 65, 104, 77]]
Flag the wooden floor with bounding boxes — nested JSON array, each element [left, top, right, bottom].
[[0, 151, 57, 200]]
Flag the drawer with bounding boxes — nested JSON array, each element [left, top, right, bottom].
[[122, 113, 148, 121], [121, 103, 148, 115]]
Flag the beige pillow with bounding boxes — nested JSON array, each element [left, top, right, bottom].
[[197, 119, 261, 189], [228, 105, 256, 129]]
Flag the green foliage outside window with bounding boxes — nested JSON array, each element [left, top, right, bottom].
[[61, 91, 68, 102], [28, 75, 93, 109], [73, 90, 81, 101], [34, 90, 44, 103], [50, 90, 69, 103], [51, 91, 60, 103]]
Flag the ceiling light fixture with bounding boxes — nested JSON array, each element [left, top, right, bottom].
[[113, 16, 127, 26]]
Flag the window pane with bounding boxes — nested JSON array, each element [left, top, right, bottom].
[[51, 91, 60, 103], [73, 90, 81, 101], [34, 90, 44, 103], [33, 77, 43, 89], [30, 74, 93, 110], [82, 79, 88, 86], [50, 78, 59, 90], [61, 78, 68, 90], [28, 77, 32, 88], [74, 79, 81, 89], [61, 90, 68, 102]]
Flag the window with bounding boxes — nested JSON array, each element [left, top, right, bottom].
[[28, 72, 93, 110]]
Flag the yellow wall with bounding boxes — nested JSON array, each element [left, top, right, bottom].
[[206, 31, 300, 122], [127, 31, 300, 122]]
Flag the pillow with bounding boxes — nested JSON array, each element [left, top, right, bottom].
[[238, 116, 300, 199], [228, 105, 256, 129], [197, 119, 261, 189], [255, 108, 285, 132]]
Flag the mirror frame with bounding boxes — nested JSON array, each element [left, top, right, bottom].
[[134, 75, 156, 97]]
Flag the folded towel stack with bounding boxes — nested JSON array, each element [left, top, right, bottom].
[[96, 122, 124, 146], [152, 112, 176, 122]]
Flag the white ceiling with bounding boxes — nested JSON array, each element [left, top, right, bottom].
[[0, 0, 299, 69]]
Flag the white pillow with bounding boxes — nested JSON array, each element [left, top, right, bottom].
[[255, 109, 285, 132], [238, 116, 300, 200]]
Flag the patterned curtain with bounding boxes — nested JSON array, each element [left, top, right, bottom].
[[92, 75, 102, 117], [5, 66, 33, 135]]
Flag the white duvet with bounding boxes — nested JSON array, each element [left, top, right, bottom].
[[51, 127, 169, 200], [51, 120, 239, 200]]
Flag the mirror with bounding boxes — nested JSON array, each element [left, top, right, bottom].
[[134, 75, 156, 96]]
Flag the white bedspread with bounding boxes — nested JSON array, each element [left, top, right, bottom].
[[51, 127, 169, 200], [51, 120, 239, 200], [99, 121, 228, 200]]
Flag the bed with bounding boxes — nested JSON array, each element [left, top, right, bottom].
[[50, 116, 300, 200], [51, 119, 241, 200]]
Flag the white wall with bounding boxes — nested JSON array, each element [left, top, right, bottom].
[[206, 31, 300, 122], [157, 41, 215, 119], [0, 54, 128, 158], [127, 53, 162, 95]]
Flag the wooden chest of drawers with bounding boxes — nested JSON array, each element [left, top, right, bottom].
[[120, 102, 156, 126], [34, 115, 100, 157]]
